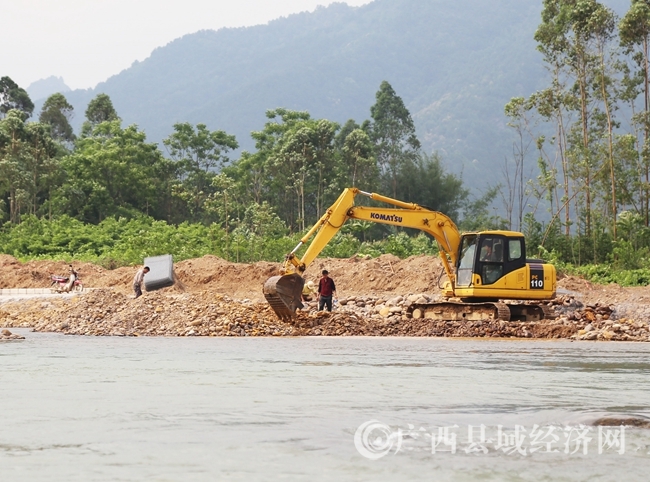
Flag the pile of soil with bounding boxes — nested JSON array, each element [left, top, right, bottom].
[[0, 253, 442, 299]]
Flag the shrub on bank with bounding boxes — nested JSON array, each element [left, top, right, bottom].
[[0, 216, 438, 267], [3, 217, 648, 286]]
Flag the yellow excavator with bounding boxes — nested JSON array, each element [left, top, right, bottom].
[[263, 188, 556, 322]]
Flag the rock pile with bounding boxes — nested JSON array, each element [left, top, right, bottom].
[[335, 293, 434, 318], [0, 288, 647, 340], [0, 329, 24, 340], [548, 295, 650, 342]]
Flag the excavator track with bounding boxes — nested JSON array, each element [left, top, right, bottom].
[[409, 301, 509, 322], [407, 301, 550, 322]]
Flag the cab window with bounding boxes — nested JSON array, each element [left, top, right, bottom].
[[480, 237, 503, 262], [479, 236, 503, 285], [508, 239, 522, 261], [457, 235, 477, 286]]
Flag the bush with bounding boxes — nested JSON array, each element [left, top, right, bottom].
[[0, 215, 223, 266]]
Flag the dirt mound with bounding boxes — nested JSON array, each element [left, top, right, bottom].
[[0, 254, 445, 299]]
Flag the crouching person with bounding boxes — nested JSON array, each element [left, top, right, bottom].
[[133, 266, 150, 299]]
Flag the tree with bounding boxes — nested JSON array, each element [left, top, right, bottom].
[[22, 122, 59, 219], [39, 93, 75, 144], [341, 128, 375, 188], [503, 97, 537, 231], [0, 110, 58, 223], [0, 77, 34, 119], [396, 152, 468, 221], [271, 118, 339, 230], [369, 81, 420, 198], [0, 110, 30, 222], [532, 0, 625, 250], [82, 94, 119, 135], [163, 122, 238, 220], [54, 121, 174, 223], [243, 108, 313, 230], [620, 0, 650, 226], [593, 4, 619, 237]]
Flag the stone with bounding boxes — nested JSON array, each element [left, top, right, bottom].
[[601, 331, 615, 340], [386, 296, 403, 306]]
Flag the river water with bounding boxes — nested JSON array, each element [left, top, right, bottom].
[[1, 329, 649, 481]]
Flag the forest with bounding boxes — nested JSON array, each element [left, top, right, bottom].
[[2, 0, 650, 286]]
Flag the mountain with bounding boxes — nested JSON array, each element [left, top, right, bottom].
[[55, 0, 629, 188], [27, 76, 70, 102]]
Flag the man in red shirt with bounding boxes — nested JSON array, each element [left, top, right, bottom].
[[317, 269, 337, 312]]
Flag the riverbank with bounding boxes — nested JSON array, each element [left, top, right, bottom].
[[1, 288, 649, 341], [2, 253, 650, 340]]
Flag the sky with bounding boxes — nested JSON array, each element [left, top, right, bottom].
[[4, 0, 371, 91]]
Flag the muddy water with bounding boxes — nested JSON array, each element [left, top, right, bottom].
[[1, 331, 650, 481]]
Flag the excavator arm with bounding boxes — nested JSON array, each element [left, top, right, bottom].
[[264, 188, 462, 320]]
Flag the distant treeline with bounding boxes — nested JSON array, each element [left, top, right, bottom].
[[3, 0, 650, 285], [0, 77, 483, 250]]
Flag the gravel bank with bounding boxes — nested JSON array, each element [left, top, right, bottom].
[[1, 289, 648, 341]]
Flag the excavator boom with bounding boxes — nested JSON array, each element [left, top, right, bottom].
[[263, 188, 462, 319]]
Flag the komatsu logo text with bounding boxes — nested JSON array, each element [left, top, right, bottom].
[[370, 213, 403, 223]]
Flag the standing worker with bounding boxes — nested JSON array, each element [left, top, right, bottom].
[[317, 270, 337, 312], [133, 266, 150, 299]]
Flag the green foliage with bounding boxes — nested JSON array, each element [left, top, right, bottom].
[[320, 233, 362, 259], [458, 187, 506, 232], [0, 110, 59, 223], [0, 215, 222, 267], [357, 232, 439, 259], [538, 241, 650, 287], [569, 264, 650, 287], [39, 93, 75, 143], [0, 76, 34, 119], [84, 94, 118, 124], [397, 152, 468, 220], [340, 128, 375, 189], [370, 81, 420, 198], [53, 120, 174, 223], [609, 239, 650, 270], [163, 122, 238, 222], [82, 94, 119, 136]]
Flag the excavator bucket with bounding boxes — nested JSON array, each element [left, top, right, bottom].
[[263, 274, 305, 321]]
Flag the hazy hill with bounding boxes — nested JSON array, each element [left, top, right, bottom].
[[57, 0, 629, 188], [28, 76, 70, 102]]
